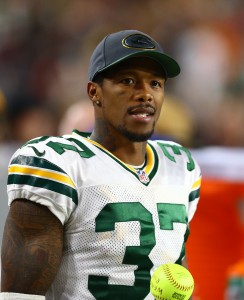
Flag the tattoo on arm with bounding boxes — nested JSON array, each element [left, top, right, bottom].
[[1, 199, 64, 295]]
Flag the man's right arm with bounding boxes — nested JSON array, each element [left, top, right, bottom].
[[1, 199, 64, 295]]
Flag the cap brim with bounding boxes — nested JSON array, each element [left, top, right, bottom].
[[96, 50, 180, 79]]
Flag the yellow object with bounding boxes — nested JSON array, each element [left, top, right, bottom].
[[150, 263, 194, 300]]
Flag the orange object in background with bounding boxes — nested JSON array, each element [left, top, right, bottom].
[[187, 148, 244, 300]]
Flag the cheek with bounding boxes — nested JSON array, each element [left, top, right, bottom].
[[156, 94, 164, 109], [102, 99, 126, 121], [155, 96, 164, 120], [102, 90, 128, 113]]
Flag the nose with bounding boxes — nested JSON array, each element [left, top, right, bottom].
[[134, 82, 153, 102]]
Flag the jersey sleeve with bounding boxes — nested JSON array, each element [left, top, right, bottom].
[[7, 136, 79, 224], [188, 153, 201, 222]]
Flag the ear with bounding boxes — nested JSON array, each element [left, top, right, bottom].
[[87, 81, 101, 104]]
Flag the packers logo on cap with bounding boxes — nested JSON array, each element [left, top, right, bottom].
[[122, 34, 156, 50]]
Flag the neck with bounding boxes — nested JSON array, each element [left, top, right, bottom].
[[90, 124, 147, 165]]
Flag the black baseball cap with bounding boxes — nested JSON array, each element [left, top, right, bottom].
[[88, 30, 180, 81]]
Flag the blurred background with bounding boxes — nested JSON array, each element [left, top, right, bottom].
[[0, 0, 244, 299]]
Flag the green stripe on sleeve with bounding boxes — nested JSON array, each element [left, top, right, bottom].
[[10, 155, 66, 174], [189, 188, 200, 202], [8, 174, 78, 205]]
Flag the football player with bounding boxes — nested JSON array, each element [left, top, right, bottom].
[[1, 30, 201, 299]]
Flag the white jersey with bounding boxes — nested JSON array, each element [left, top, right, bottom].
[[7, 130, 201, 300]]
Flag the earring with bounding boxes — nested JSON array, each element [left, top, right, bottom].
[[95, 100, 101, 106]]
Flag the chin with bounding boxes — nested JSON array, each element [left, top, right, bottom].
[[118, 125, 154, 142]]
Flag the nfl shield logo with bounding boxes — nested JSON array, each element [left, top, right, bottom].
[[136, 169, 150, 184]]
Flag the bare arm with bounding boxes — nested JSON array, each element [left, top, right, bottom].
[[1, 199, 64, 295]]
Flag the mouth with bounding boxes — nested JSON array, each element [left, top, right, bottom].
[[128, 105, 155, 116], [127, 105, 155, 123]]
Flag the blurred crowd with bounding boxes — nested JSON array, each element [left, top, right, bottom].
[[0, 0, 243, 148]]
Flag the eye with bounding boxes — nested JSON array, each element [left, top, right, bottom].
[[151, 80, 162, 88], [121, 78, 134, 85]]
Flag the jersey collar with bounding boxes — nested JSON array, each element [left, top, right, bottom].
[[72, 130, 159, 185]]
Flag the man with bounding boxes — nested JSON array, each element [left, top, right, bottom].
[[1, 30, 201, 299]]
